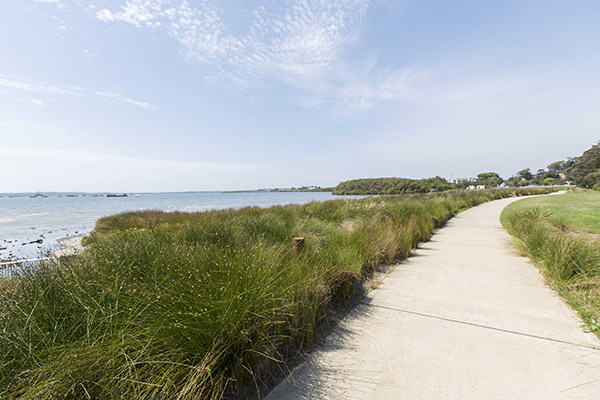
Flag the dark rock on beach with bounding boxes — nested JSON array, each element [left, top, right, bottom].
[[22, 239, 44, 245]]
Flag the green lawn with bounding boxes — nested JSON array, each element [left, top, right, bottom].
[[501, 190, 600, 234], [501, 189, 600, 338]]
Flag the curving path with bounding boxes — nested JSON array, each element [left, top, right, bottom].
[[267, 196, 600, 399]]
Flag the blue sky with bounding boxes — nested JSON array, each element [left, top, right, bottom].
[[1, 0, 599, 192]]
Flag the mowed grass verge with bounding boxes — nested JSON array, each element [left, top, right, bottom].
[[501, 190, 600, 233], [1, 188, 555, 399], [502, 190, 600, 338]]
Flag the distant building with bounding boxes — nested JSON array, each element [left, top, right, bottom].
[[450, 177, 477, 184], [467, 185, 486, 190], [559, 172, 567, 180]]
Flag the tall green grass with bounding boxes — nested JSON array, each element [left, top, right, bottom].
[[1, 188, 555, 399], [503, 206, 600, 337]]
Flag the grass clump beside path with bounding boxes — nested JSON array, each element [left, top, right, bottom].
[[1, 188, 555, 399], [502, 190, 600, 338]]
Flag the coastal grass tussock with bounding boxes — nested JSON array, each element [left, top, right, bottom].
[[502, 191, 600, 338], [0, 188, 556, 399]]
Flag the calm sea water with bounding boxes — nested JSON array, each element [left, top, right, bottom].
[[0, 192, 364, 260]]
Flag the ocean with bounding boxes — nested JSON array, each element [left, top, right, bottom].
[[0, 192, 364, 260]]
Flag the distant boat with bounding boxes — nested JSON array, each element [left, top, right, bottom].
[[106, 193, 128, 198], [30, 191, 47, 198]]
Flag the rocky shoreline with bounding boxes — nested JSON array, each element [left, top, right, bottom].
[[0, 234, 85, 274]]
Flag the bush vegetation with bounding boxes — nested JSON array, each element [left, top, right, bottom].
[[332, 173, 511, 195], [332, 176, 454, 195], [1, 188, 556, 399]]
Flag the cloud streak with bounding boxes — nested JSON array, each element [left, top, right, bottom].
[[0, 76, 158, 110], [94, 0, 412, 112], [29, 99, 45, 106], [80, 49, 98, 58]]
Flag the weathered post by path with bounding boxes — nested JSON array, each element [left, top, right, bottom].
[[293, 237, 305, 257]]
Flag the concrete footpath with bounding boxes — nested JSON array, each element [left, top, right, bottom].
[[267, 196, 600, 399]]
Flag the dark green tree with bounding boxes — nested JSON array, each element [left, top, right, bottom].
[[543, 177, 559, 186], [565, 141, 600, 188], [547, 161, 565, 173], [542, 171, 559, 180], [476, 172, 503, 188], [531, 169, 546, 185], [504, 176, 520, 187], [517, 168, 533, 181]]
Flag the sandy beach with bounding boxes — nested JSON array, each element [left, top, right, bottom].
[[55, 234, 85, 257]]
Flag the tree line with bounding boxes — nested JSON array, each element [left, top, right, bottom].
[[506, 141, 600, 189], [332, 141, 599, 195], [332, 174, 502, 195]]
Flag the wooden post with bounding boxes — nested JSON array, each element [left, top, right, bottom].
[[293, 237, 305, 257]]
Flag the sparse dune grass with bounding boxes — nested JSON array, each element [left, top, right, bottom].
[[502, 191, 600, 338], [1, 188, 556, 399]]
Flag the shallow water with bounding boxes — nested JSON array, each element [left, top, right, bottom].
[[0, 192, 363, 260]]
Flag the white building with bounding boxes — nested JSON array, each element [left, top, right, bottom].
[[450, 177, 477, 184]]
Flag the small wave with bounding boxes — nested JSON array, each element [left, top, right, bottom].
[[19, 212, 51, 218], [0, 212, 51, 224]]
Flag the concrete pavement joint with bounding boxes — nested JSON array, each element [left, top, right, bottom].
[[415, 259, 528, 272], [367, 303, 600, 351], [560, 377, 600, 393]]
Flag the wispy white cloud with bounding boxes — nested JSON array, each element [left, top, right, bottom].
[[0, 76, 69, 95], [93, 0, 411, 112], [32, 0, 67, 21], [29, 98, 45, 106], [300, 64, 428, 114], [92, 90, 157, 109], [0, 76, 158, 110], [80, 49, 98, 57]]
